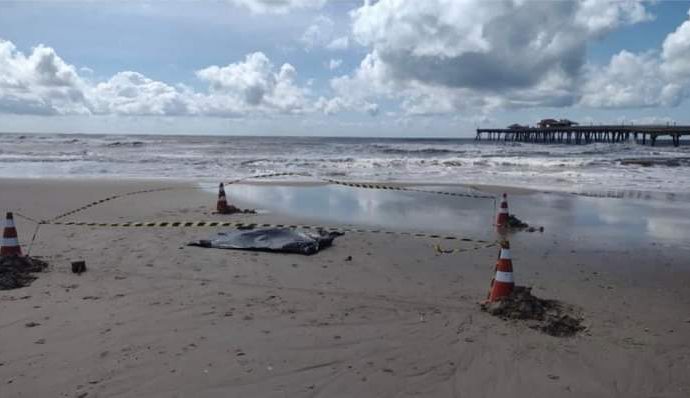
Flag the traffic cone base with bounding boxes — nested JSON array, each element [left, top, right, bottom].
[[1, 212, 22, 257]]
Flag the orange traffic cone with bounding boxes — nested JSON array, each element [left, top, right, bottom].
[[487, 241, 514, 301], [216, 183, 230, 214], [1, 212, 22, 257], [495, 193, 509, 227]]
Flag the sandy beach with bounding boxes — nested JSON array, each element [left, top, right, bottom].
[[3, 0, 690, 396], [1, 178, 690, 397]]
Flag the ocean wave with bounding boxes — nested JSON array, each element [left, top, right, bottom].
[[0, 157, 83, 163], [104, 141, 146, 148], [240, 158, 270, 166], [370, 144, 466, 156], [618, 157, 690, 167], [1, 133, 689, 194]]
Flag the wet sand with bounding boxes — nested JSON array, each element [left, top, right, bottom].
[[1, 178, 689, 397]]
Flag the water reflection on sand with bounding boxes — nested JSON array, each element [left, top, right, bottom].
[[223, 183, 690, 249]]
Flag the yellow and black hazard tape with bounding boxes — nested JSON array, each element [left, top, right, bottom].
[[43, 219, 494, 244], [49, 172, 494, 224], [321, 178, 495, 200], [225, 172, 308, 185], [226, 173, 495, 201], [50, 172, 305, 223], [50, 187, 179, 222]]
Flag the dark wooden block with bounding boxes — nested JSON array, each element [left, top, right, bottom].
[[71, 261, 86, 274]]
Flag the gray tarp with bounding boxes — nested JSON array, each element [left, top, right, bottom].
[[189, 228, 342, 255]]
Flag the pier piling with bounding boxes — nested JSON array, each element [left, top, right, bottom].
[[476, 126, 688, 147]]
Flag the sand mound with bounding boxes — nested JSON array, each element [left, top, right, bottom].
[[481, 286, 584, 337], [217, 205, 257, 215], [0, 256, 50, 290], [506, 214, 544, 233], [507, 214, 529, 228]]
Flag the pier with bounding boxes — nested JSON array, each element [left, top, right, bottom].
[[476, 125, 689, 146]]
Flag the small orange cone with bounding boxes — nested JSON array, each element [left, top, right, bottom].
[[216, 183, 230, 214], [1, 212, 22, 257], [487, 241, 514, 301], [495, 193, 509, 227]]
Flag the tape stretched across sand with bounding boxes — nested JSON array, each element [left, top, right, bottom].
[[48, 172, 496, 223], [43, 219, 495, 244], [50, 172, 302, 222], [320, 178, 495, 199]]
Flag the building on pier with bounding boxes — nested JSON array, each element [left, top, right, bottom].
[[537, 118, 579, 128]]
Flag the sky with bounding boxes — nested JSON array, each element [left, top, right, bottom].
[[0, 0, 689, 137]]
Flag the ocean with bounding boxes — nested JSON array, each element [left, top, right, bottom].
[[1, 133, 689, 195]]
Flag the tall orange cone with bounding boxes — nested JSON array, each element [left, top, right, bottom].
[[495, 193, 509, 228], [487, 240, 514, 301], [216, 183, 230, 214], [1, 212, 22, 257]]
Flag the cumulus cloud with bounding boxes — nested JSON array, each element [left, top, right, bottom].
[[2, 2, 689, 121], [574, 0, 653, 35], [326, 51, 498, 117], [400, 87, 502, 116], [316, 59, 381, 115], [579, 50, 684, 108], [332, 0, 665, 115], [0, 39, 312, 118], [661, 8, 690, 81], [351, 0, 596, 91], [331, 52, 394, 100], [198, 52, 277, 105], [0, 39, 90, 115], [314, 95, 379, 116], [91, 71, 190, 116], [196, 52, 308, 113], [579, 10, 690, 109]]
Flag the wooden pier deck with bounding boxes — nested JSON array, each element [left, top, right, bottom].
[[476, 125, 690, 146]]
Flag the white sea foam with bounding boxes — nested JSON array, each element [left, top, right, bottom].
[[1, 133, 689, 194]]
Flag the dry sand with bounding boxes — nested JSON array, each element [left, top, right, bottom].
[[1, 178, 689, 397]]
